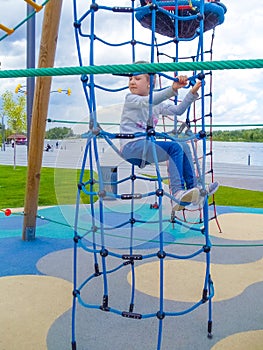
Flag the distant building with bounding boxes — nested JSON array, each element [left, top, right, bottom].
[[7, 134, 27, 145]]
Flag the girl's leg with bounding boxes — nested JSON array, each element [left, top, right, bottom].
[[154, 141, 199, 208], [154, 140, 185, 194], [122, 140, 185, 194], [181, 141, 197, 189], [121, 140, 150, 167]]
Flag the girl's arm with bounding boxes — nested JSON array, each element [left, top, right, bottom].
[[125, 78, 201, 110], [160, 80, 202, 116], [125, 86, 177, 109]]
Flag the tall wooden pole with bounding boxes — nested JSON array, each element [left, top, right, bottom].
[[22, 0, 63, 240]]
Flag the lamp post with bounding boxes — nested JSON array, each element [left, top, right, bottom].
[[16, 84, 71, 96], [50, 88, 72, 95], [1, 114, 5, 151], [15, 84, 71, 149], [15, 84, 27, 94], [27, 1, 35, 150]]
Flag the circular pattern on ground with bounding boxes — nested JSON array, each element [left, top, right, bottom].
[[128, 258, 263, 302], [0, 275, 72, 350], [211, 330, 263, 350], [209, 213, 263, 240]]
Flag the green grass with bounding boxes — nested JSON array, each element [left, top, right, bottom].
[[209, 186, 263, 208], [0, 165, 98, 208], [0, 165, 262, 209]]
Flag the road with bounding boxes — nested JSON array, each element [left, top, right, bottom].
[[1, 143, 262, 192]]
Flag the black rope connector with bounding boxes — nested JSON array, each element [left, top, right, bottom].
[[129, 218, 136, 225], [156, 189, 164, 197], [98, 190, 106, 198], [170, 215, 176, 224], [156, 311, 165, 320], [122, 254, 142, 260], [90, 3, 99, 11], [77, 182, 84, 190], [94, 263, 100, 276], [207, 321, 213, 339], [202, 288, 208, 303], [73, 21, 81, 29], [122, 311, 142, 319], [73, 235, 81, 243], [198, 130, 207, 139], [100, 248, 108, 257], [72, 289, 80, 297], [112, 6, 133, 13], [92, 127, 101, 136], [100, 295, 110, 311], [91, 225, 98, 232], [157, 250, 166, 259], [131, 39, 137, 46], [130, 174, 137, 181], [197, 13, 204, 21], [115, 133, 135, 139], [203, 245, 211, 253], [81, 74, 89, 83], [147, 128, 155, 136], [121, 193, 142, 200], [149, 3, 158, 10], [196, 72, 205, 80], [90, 178, 96, 185]]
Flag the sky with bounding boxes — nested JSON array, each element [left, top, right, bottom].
[[0, 0, 263, 134]]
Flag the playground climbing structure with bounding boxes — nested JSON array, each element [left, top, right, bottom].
[[70, 1, 226, 349]]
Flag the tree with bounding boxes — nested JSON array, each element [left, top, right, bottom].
[[45, 127, 74, 139], [1, 91, 26, 133], [213, 128, 263, 142]]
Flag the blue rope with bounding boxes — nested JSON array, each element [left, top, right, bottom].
[[71, 1, 220, 349]]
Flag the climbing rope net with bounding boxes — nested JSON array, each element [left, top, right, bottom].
[[70, 1, 227, 350], [0, 1, 262, 350]]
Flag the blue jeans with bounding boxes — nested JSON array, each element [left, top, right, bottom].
[[121, 139, 196, 194]]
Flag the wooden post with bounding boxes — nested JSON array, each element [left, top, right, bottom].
[[22, 0, 63, 241]]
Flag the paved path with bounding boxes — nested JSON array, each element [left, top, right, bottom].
[[213, 163, 263, 192], [1, 144, 262, 191]]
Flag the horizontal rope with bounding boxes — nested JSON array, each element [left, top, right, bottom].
[[33, 214, 263, 248], [1, 59, 263, 79], [2, 210, 262, 247], [47, 119, 263, 128]]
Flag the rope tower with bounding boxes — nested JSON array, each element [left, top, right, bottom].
[[71, 1, 227, 349]]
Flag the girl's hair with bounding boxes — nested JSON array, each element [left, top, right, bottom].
[[134, 60, 150, 64], [134, 60, 155, 82]]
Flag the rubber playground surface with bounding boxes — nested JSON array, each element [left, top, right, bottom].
[[1, 201, 263, 350]]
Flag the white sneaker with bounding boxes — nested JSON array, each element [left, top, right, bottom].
[[199, 181, 219, 197], [173, 187, 200, 211], [207, 181, 219, 196], [192, 181, 219, 208]]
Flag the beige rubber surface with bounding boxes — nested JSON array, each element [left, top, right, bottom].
[[0, 275, 72, 350]]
